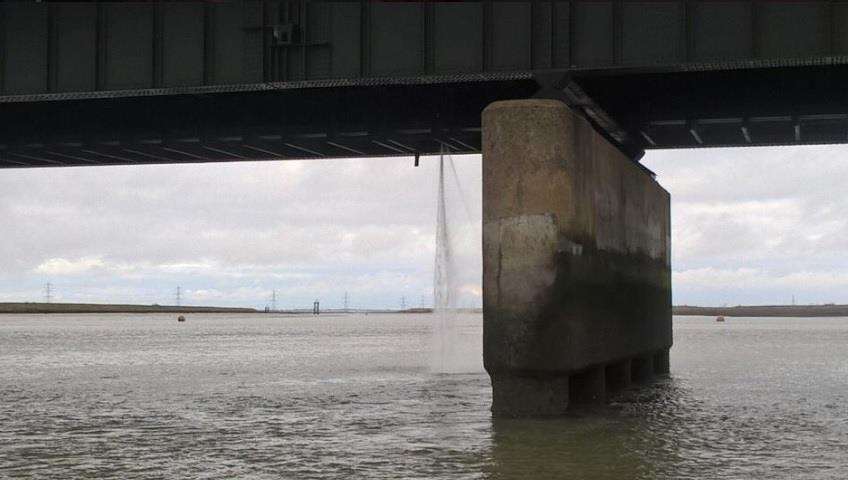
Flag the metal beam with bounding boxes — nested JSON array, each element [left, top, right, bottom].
[[122, 148, 176, 163], [284, 142, 324, 157], [3, 1, 848, 102], [241, 144, 286, 158], [10, 152, 63, 165], [201, 145, 247, 160], [80, 149, 137, 164], [162, 146, 206, 160], [325, 141, 365, 156]]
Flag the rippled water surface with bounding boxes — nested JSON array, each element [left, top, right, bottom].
[[2, 314, 848, 479]]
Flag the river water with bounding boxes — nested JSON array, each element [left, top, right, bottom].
[[1, 313, 847, 479]]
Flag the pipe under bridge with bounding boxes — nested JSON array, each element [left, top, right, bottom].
[[0, 0, 843, 415]]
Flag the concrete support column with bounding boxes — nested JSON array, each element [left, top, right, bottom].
[[605, 359, 632, 392], [482, 99, 672, 417], [653, 349, 671, 375], [490, 375, 570, 417], [569, 367, 606, 404], [631, 355, 655, 383]]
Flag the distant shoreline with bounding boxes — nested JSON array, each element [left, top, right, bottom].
[[674, 305, 848, 317], [4, 302, 842, 317], [1, 302, 840, 317], [0, 302, 257, 314], [0, 303, 481, 315]]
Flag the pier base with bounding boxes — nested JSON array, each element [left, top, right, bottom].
[[482, 99, 672, 417], [490, 375, 570, 417], [605, 360, 632, 392], [654, 349, 671, 375], [631, 355, 655, 383], [570, 367, 606, 404]]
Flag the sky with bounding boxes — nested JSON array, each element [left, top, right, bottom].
[[0, 154, 481, 310], [643, 145, 848, 307], [0, 145, 846, 309]]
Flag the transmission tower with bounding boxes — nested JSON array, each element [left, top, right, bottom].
[[344, 291, 349, 312], [400, 296, 406, 311], [44, 282, 52, 304], [175, 286, 181, 307], [271, 289, 277, 311]]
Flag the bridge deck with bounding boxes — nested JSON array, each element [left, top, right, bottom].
[[3, 1, 848, 168]]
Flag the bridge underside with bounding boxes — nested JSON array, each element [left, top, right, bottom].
[[0, 80, 533, 168], [4, 64, 848, 169]]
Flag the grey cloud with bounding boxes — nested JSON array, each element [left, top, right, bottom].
[[0, 155, 482, 309], [644, 145, 848, 305]]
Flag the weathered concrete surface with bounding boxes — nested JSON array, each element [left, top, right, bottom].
[[631, 355, 656, 384], [482, 98, 671, 417], [605, 360, 632, 392], [569, 367, 606, 404]]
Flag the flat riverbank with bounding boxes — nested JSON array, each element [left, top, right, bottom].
[[0, 302, 257, 314], [674, 304, 848, 317], [3, 303, 841, 317], [0, 304, 484, 315]]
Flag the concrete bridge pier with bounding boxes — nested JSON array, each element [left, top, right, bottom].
[[482, 99, 672, 417]]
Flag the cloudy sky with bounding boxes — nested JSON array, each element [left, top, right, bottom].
[[0, 154, 481, 310], [644, 145, 848, 307], [0, 145, 846, 308]]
